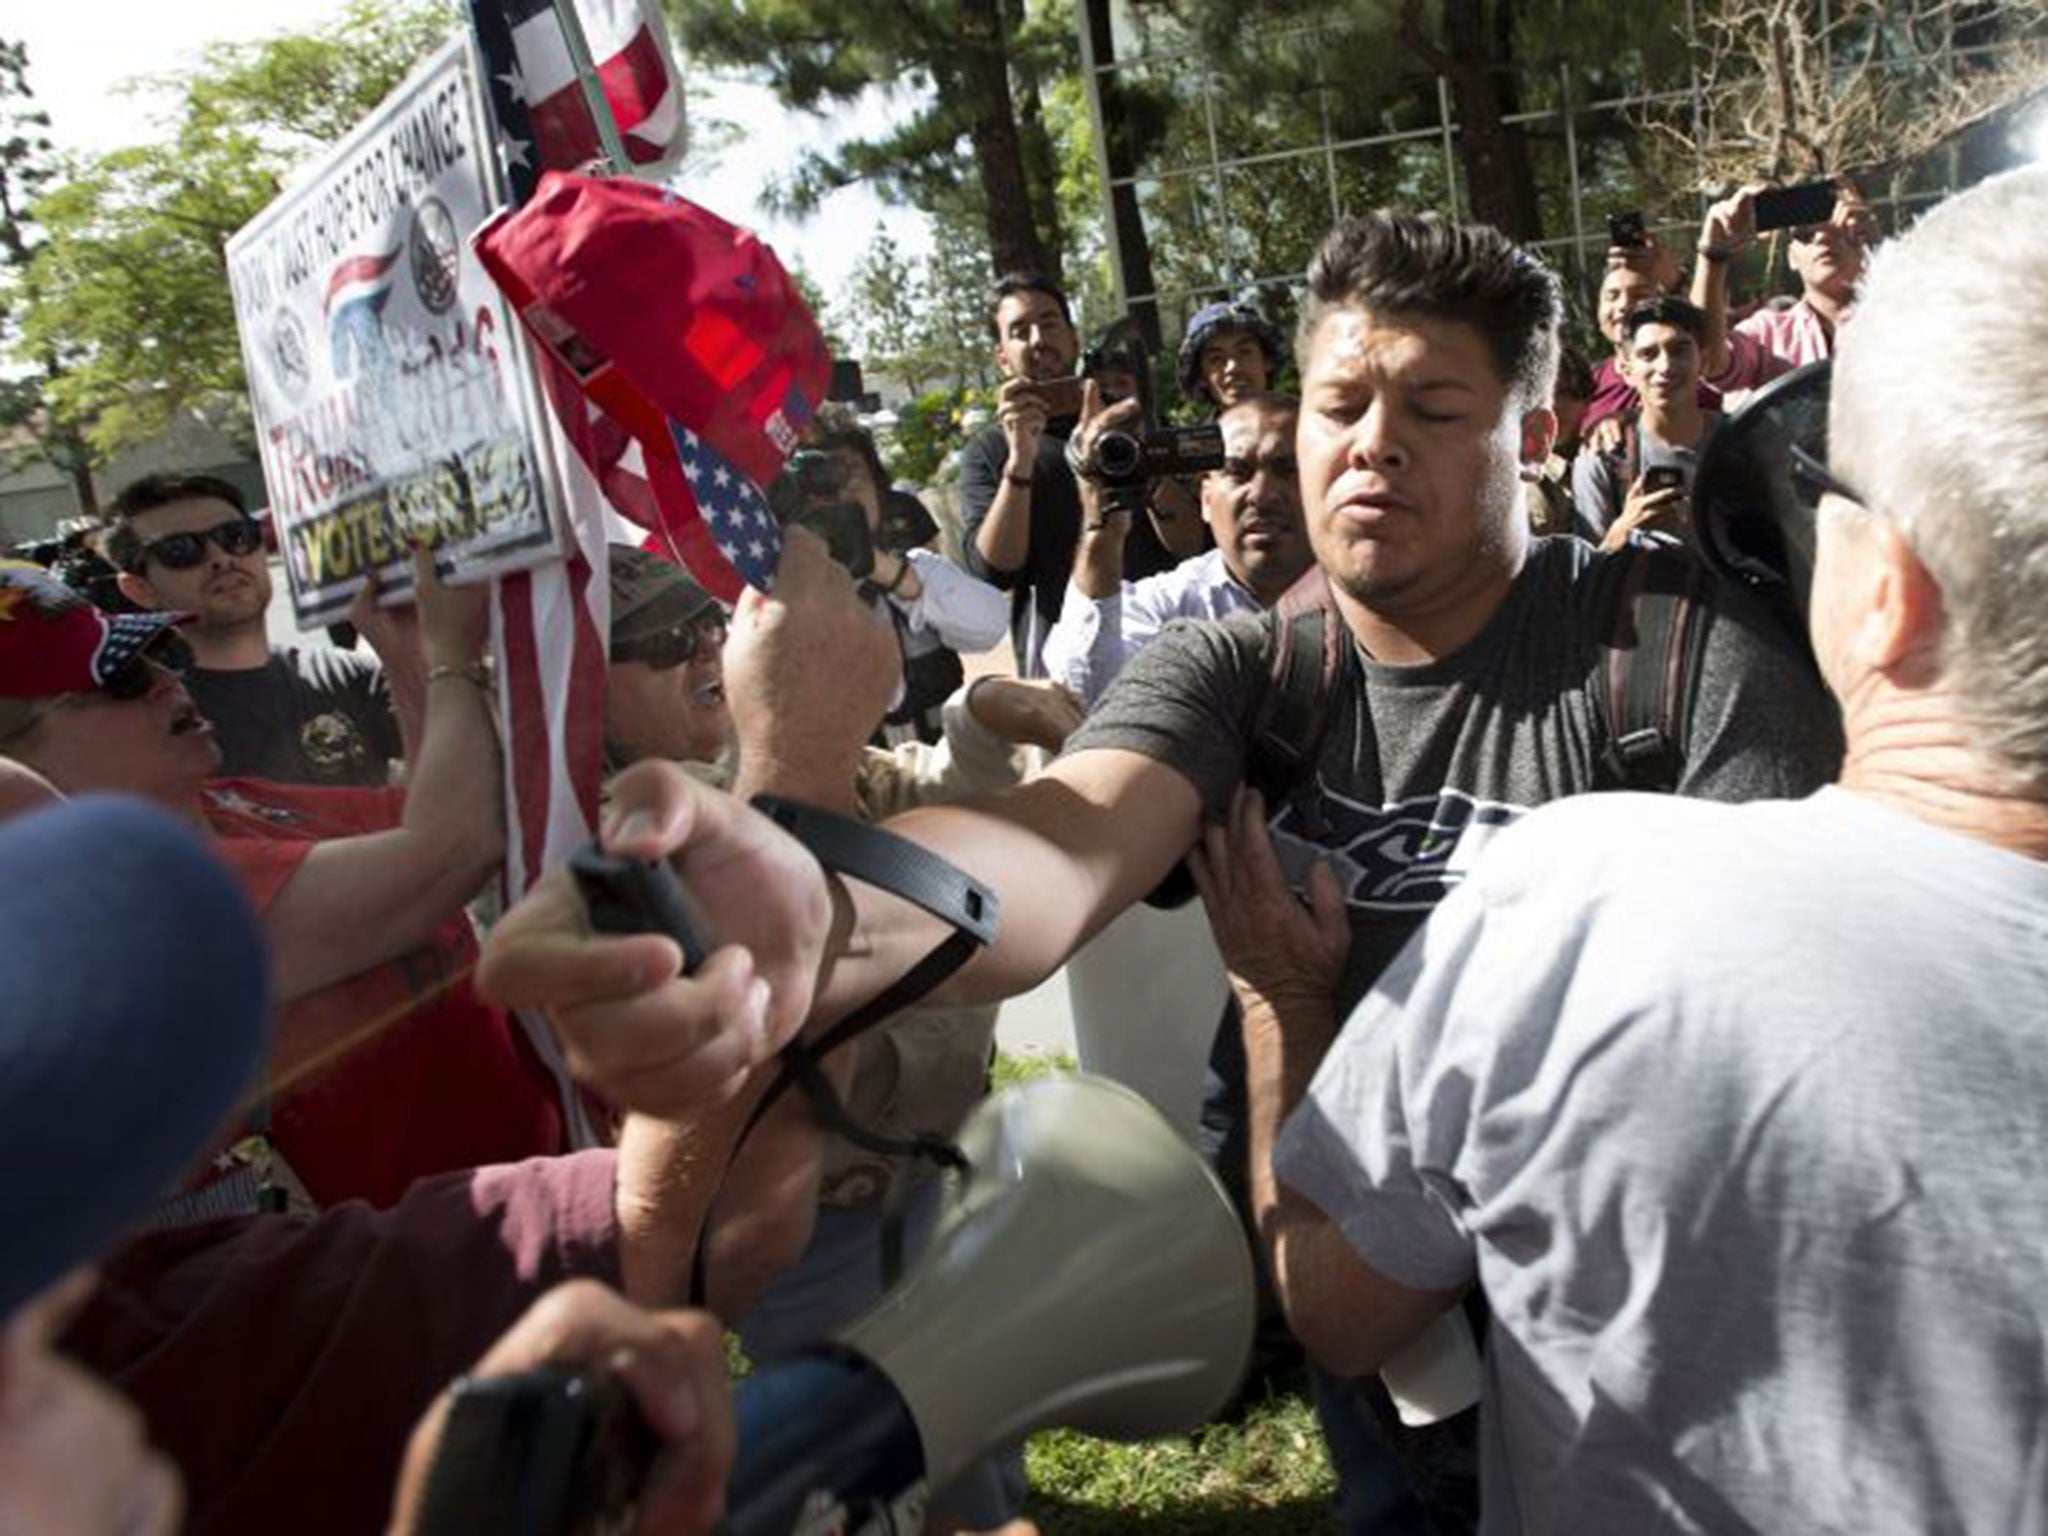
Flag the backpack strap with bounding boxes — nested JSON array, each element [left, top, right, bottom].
[[1592, 543, 1713, 792], [1247, 566, 1353, 820]]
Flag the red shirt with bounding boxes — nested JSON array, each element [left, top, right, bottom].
[[203, 778, 566, 1208], [68, 1152, 620, 1536], [1580, 355, 1724, 436]]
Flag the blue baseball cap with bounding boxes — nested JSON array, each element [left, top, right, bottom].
[[1177, 302, 1285, 404], [0, 796, 271, 1316]]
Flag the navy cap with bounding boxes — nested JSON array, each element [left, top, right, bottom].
[[1177, 302, 1285, 404], [0, 796, 271, 1316]]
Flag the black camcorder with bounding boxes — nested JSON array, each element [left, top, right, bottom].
[[1073, 314, 1225, 516], [1083, 423, 1226, 489], [1077, 422, 1227, 521], [770, 449, 875, 581]]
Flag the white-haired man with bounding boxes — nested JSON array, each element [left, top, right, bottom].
[[1207, 165, 2048, 1529]]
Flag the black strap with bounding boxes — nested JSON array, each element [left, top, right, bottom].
[[1247, 566, 1358, 835], [752, 796, 999, 948], [1595, 544, 1712, 792], [688, 799, 996, 1307]]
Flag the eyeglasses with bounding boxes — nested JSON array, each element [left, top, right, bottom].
[[140, 519, 263, 571], [1786, 441, 1866, 513], [611, 613, 727, 671]]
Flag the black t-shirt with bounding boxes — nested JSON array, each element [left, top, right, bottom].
[[1066, 536, 1845, 1013], [187, 646, 403, 787], [957, 421, 1177, 676]]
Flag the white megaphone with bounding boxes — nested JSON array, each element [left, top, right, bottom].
[[723, 1072, 1256, 1534]]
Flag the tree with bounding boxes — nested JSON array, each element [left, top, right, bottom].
[[1080, 0, 1704, 333], [834, 208, 1008, 401], [0, 38, 100, 518], [842, 227, 938, 396], [6, 1, 455, 462], [1635, 0, 2048, 190], [662, 0, 1075, 279]]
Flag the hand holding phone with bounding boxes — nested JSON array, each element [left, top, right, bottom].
[[1606, 210, 1647, 250], [395, 1282, 734, 1536], [570, 843, 711, 974], [1754, 179, 1840, 235]]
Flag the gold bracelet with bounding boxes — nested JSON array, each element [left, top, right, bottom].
[[427, 661, 491, 689]]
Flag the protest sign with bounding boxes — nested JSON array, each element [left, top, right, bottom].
[[226, 36, 565, 626]]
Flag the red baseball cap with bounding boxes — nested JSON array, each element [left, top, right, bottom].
[[0, 561, 190, 711], [475, 173, 831, 600]]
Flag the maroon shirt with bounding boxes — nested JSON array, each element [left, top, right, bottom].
[[1580, 355, 1724, 436], [65, 1151, 620, 1535]]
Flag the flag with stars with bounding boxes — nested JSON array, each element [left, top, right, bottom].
[[468, 0, 685, 199], [673, 422, 781, 591], [474, 170, 831, 602]]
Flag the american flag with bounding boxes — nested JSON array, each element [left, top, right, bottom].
[[483, 0, 685, 179], [466, 0, 683, 1145], [673, 422, 781, 592]]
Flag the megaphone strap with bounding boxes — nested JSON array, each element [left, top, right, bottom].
[[750, 795, 1000, 948], [687, 797, 999, 1307]]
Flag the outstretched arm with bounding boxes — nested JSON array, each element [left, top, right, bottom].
[[1193, 786, 1461, 1378], [479, 535, 1204, 1113], [264, 548, 504, 1002]]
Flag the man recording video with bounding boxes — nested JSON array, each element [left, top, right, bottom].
[[959, 273, 1195, 675]]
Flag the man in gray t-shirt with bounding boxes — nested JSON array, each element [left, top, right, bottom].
[[1226, 166, 2048, 1531], [481, 211, 1842, 1531]]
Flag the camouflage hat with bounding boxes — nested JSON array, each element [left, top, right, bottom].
[[607, 544, 722, 650]]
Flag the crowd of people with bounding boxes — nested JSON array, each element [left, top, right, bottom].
[[3, 157, 2045, 1536]]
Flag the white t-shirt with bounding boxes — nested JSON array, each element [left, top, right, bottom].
[[1277, 787, 2048, 1535]]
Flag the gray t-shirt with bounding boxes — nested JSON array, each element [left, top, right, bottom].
[[1065, 536, 1842, 1014], [1571, 415, 1723, 542], [1278, 787, 2048, 1534]]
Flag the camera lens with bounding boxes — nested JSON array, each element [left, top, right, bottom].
[[1093, 430, 1142, 481]]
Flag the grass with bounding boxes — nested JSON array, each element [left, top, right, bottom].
[[990, 1051, 1338, 1533], [1024, 1390, 1335, 1533]]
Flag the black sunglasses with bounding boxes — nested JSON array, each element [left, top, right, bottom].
[[142, 518, 263, 571], [611, 612, 727, 671], [1787, 441, 1864, 511]]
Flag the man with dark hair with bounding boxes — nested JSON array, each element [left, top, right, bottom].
[[1177, 300, 1285, 413], [958, 271, 1185, 674], [105, 471, 414, 786], [483, 209, 1843, 1531], [1572, 295, 1722, 547], [1691, 178, 1877, 394], [1223, 163, 2048, 1535]]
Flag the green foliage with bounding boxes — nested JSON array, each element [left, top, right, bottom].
[[0, 37, 99, 510], [883, 386, 980, 488], [663, 0, 1077, 276], [5, 1, 456, 459], [832, 206, 1003, 409], [1025, 1386, 1336, 1532], [989, 1049, 1077, 1090]]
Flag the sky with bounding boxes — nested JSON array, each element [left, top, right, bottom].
[[10, 0, 932, 300]]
